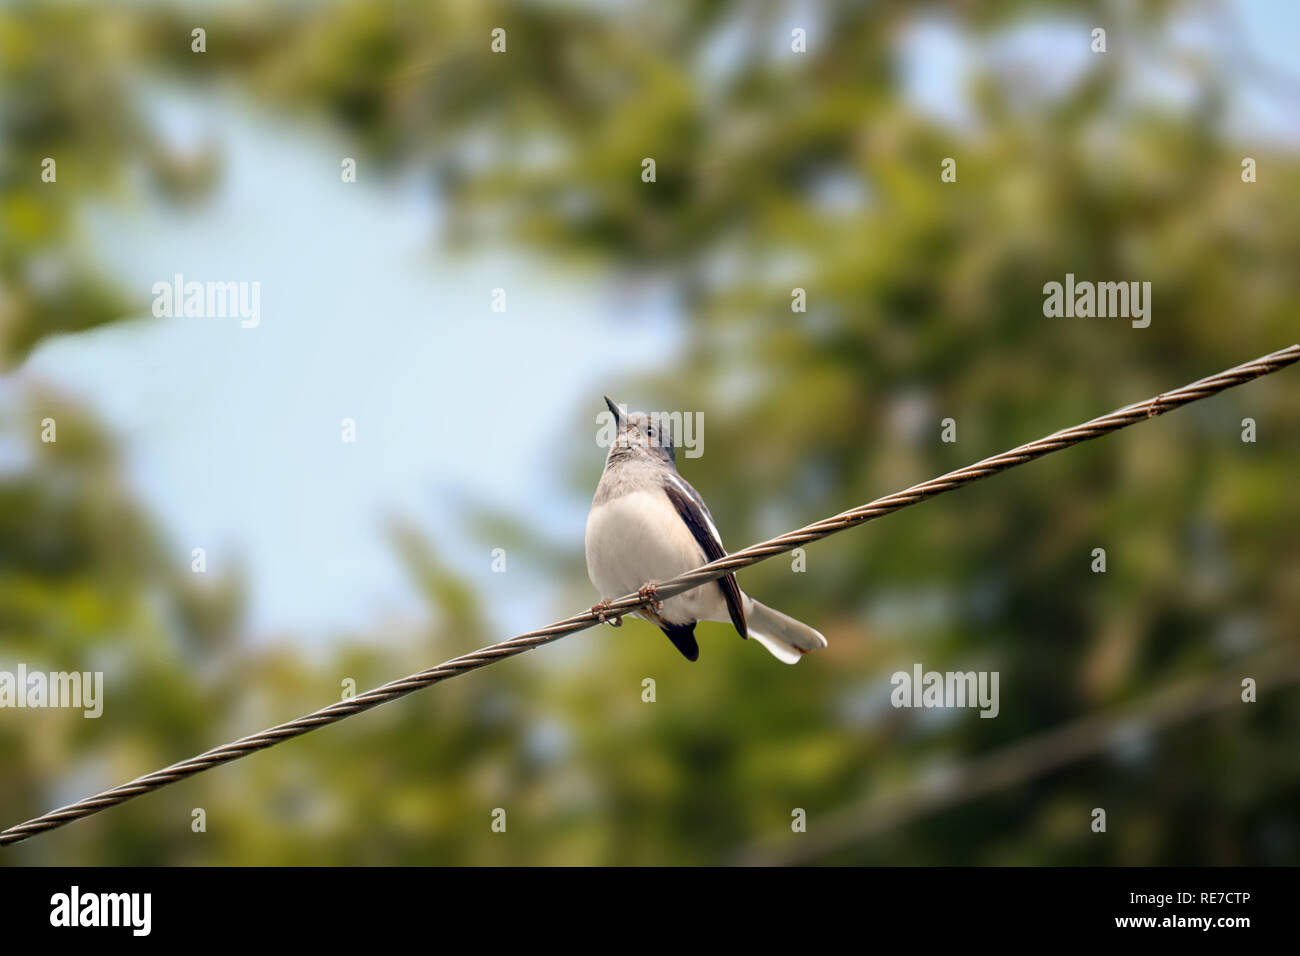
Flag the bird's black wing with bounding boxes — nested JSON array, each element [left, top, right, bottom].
[[662, 473, 748, 639]]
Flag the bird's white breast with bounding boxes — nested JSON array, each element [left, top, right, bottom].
[[585, 490, 725, 625]]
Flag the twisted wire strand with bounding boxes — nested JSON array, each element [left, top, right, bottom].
[[2, 344, 1297, 847]]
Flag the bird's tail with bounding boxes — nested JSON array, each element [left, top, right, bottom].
[[742, 596, 828, 665]]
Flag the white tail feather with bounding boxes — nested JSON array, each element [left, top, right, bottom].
[[743, 596, 828, 665]]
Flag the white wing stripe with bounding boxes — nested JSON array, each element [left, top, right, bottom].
[[664, 472, 724, 549]]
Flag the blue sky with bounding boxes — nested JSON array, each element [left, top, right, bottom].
[[22, 82, 679, 643]]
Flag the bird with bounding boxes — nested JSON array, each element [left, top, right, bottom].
[[585, 396, 829, 664]]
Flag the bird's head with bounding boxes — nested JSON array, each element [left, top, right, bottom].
[[604, 396, 675, 466]]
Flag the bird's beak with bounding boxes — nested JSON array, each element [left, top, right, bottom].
[[604, 395, 625, 426]]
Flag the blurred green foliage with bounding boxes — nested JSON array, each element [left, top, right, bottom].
[[1, 0, 1297, 864]]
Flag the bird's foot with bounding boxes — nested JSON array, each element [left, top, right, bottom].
[[638, 583, 663, 614], [592, 599, 622, 627]]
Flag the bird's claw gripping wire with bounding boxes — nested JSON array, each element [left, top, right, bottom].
[[638, 583, 663, 614], [592, 599, 622, 627]]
